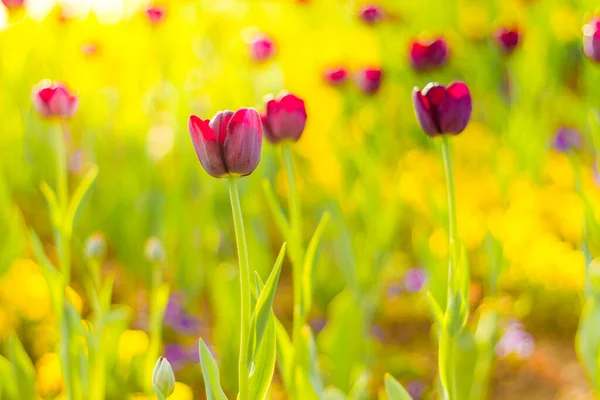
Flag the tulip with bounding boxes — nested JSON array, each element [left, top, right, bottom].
[[412, 82, 472, 136], [32, 81, 78, 119], [359, 4, 383, 25], [146, 5, 166, 24], [493, 27, 521, 55], [144, 237, 166, 263], [84, 232, 106, 260], [323, 67, 349, 86], [355, 67, 383, 94], [583, 17, 600, 62], [262, 93, 307, 144], [2, 0, 24, 8], [189, 108, 262, 178], [249, 34, 275, 62], [552, 127, 582, 152], [152, 357, 175, 398], [409, 38, 449, 71]]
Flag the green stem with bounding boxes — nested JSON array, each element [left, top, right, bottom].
[[228, 177, 251, 400], [441, 137, 459, 261], [146, 263, 163, 394]]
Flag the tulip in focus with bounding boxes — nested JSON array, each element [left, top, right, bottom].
[[152, 356, 175, 398], [409, 38, 448, 71], [493, 27, 522, 55], [250, 34, 275, 62], [412, 81, 472, 136], [262, 93, 307, 143], [2, 0, 24, 8], [146, 5, 166, 24], [355, 67, 383, 94], [323, 67, 349, 86], [189, 108, 262, 178], [359, 4, 383, 25], [552, 127, 582, 152], [583, 17, 600, 62], [32, 81, 78, 119]]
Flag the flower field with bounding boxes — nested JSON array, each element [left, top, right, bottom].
[[2, 0, 600, 399]]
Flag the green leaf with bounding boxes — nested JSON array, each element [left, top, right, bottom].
[[262, 179, 291, 239], [40, 181, 62, 228], [323, 387, 347, 400], [248, 313, 277, 400], [425, 291, 444, 328], [274, 318, 294, 391], [30, 229, 64, 319], [384, 374, 412, 400], [6, 334, 36, 400], [64, 165, 99, 234], [302, 212, 329, 316], [247, 243, 286, 364], [0, 355, 17, 399], [296, 325, 323, 399], [198, 339, 228, 400]]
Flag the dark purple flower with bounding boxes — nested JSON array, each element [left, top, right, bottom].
[[250, 34, 275, 62], [412, 81, 472, 137], [171, 313, 202, 335], [493, 27, 522, 55], [409, 38, 449, 71], [552, 127, 582, 152], [323, 67, 349, 86], [404, 268, 426, 293], [189, 108, 263, 178], [359, 4, 384, 25], [164, 292, 184, 326], [584, 17, 600, 62], [355, 67, 383, 94], [261, 93, 307, 143]]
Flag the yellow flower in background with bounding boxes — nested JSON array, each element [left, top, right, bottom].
[[65, 286, 83, 315], [550, 6, 581, 42], [36, 352, 63, 398], [170, 382, 194, 400], [0, 259, 51, 321], [118, 330, 150, 364], [458, 2, 490, 40]]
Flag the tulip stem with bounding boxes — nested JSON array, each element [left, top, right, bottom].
[[228, 176, 252, 400]]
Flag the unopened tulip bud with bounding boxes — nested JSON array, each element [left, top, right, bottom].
[[359, 4, 383, 25], [412, 81, 472, 137], [146, 5, 166, 24], [144, 237, 166, 263], [584, 18, 600, 62], [84, 232, 106, 260], [409, 38, 449, 71], [152, 356, 175, 398], [355, 67, 383, 95], [493, 27, 522, 55], [262, 93, 307, 144], [249, 34, 275, 63], [189, 108, 263, 178], [323, 67, 349, 86], [32, 81, 78, 119]]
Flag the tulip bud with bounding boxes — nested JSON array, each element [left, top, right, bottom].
[[552, 127, 582, 153], [359, 4, 383, 25], [323, 67, 349, 86], [249, 34, 275, 63], [84, 232, 106, 260], [409, 38, 449, 71], [189, 108, 262, 178], [2, 0, 25, 9], [32, 81, 78, 119], [146, 5, 166, 24], [355, 67, 383, 95], [262, 93, 307, 144], [144, 237, 166, 263], [412, 81, 472, 137], [152, 356, 175, 398], [583, 18, 600, 62], [493, 27, 521, 55]]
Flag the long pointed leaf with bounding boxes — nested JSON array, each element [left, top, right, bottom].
[[64, 165, 99, 234], [384, 374, 412, 400], [40, 181, 62, 228], [302, 212, 329, 315], [30, 229, 63, 318], [198, 339, 228, 400], [7, 335, 36, 400], [262, 179, 291, 239], [249, 313, 277, 400]]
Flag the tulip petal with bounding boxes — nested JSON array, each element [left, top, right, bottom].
[[224, 108, 262, 176], [189, 115, 228, 178], [437, 82, 472, 135], [412, 88, 439, 136], [210, 110, 234, 143], [263, 94, 307, 143]]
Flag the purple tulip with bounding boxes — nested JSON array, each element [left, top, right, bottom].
[[584, 17, 600, 62], [189, 108, 263, 178], [404, 268, 427, 293], [552, 127, 582, 152], [409, 38, 448, 71], [323, 67, 349, 86], [261, 93, 307, 143], [412, 81, 472, 137], [493, 27, 522, 55], [359, 4, 384, 25], [355, 67, 383, 94]]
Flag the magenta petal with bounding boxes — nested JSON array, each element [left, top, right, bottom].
[[189, 115, 228, 178], [437, 82, 472, 134], [263, 94, 307, 143], [209, 110, 234, 143], [412, 88, 439, 136], [223, 108, 262, 176], [48, 87, 71, 117]]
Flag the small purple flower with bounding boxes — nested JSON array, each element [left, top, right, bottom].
[[404, 268, 427, 293], [495, 321, 535, 360], [171, 313, 203, 336], [164, 343, 187, 371], [406, 380, 426, 400], [164, 292, 184, 325], [552, 127, 582, 152]]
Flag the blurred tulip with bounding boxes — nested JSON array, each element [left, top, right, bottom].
[[323, 67, 349, 86], [144, 237, 166, 263], [359, 4, 384, 25], [189, 108, 262, 178], [249, 34, 275, 62], [493, 27, 522, 55], [583, 17, 600, 62], [409, 38, 448, 71], [355, 67, 383, 94], [404, 268, 426, 292], [262, 93, 307, 143], [2, 0, 24, 8], [32, 81, 78, 119], [552, 126, 582, 152], [84, 232, 106, 260], [152, 356, 175, 398], [412, 81, 472, 136], [146, 5, 166, 24]]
